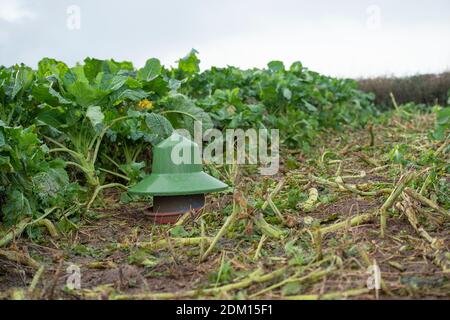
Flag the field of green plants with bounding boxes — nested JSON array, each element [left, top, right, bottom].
[[0, 50, 448, 299]]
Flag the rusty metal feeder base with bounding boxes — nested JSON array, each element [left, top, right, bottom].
[[146, 194, 205, 224]]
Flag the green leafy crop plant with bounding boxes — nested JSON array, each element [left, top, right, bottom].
[[0, 50, 376, 234]]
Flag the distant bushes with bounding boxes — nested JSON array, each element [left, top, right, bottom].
[[357, 72, 450, 109]]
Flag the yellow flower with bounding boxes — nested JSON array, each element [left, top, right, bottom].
[[138, 99, 154, 110]]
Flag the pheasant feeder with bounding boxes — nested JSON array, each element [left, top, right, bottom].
[[129, 132, 228, 224]]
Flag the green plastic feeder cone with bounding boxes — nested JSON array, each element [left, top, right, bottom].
[[130, 132, 228, 223], [129, 132, 228, 196]]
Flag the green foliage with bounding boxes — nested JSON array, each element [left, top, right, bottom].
[[284, 239, 315, 266], [208, 255, 235, 285], [0, 50, 375, 231], [169, 225, 192, 237], [161, 93, 213, 135], [0, 123, 77, 226], [178, 49, 201, 75], [137, 58, 162, 82], [389, 144, 409, 165], [183, 59, 375, 148], [431, 106, 450, 140]]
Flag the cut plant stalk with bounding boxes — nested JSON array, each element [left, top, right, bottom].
[[355, 152, 381, 167], [0, 249, 40, 269], [253, 214, 285, 239], [260, 179, 285, 222], [251, 267, 333, 298], [0, 218, 30, 248], [302, 188, 318, 212], [116, 237, 213, 251], [253, 234, 267, 261], [112, 267, 286, 300], [318, 212, 375, 235], [356, 246, 393, 296], [262, 179, 285, 211], [201, 199, 239, 261], [284, 288, 371, 300], [404, 187, 449, 217], [380, 171, 415, 237], [335, 177, 390, 196], [397, 198, 449, 271], [28, 266, 45, 296], [200, 219, 206, 259], [35, 219, 59, 239]]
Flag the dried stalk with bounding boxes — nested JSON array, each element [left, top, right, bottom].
[[397, 199, 449, 271], [28, 266, 45, 295], [117, 237, 213, 250], [310, 175, 391, 196], [357, 246, 392, 296], [355, 152, 380, 167], [201, 201, 239, 261], [380, 171, 415, 237], [261, 180, 285, 222], [112, 267, 286, 300], [404, 187, 449, 217], [200, 219, 206, 259], [335, 177, 387, 196], [261, 179, 285, 210], [252, 267, 333, 298], [253, 214, 285, 239], [253, 234, 267, 261], [318, 213, 374, 235], [284, 288, 370, 300], [0, 218, 31, 248], [35, 219, 59, 238], [309, 175, 340, 188], [0, 249, 40, 269], [302, 188, 319, 212], [174, 211, 191, 226]]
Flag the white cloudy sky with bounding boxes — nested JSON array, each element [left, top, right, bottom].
[[0, 0, 449, 77]]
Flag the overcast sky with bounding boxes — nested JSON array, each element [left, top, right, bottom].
[[0, 0, 449, 77]]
